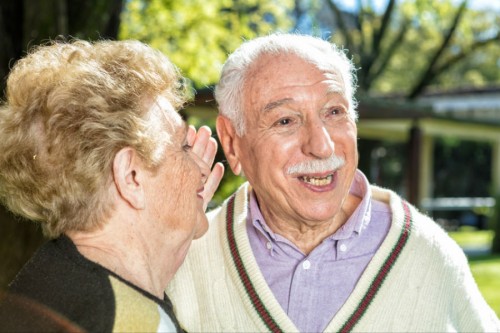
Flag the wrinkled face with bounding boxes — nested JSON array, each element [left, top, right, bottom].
[[233, 54, 358, 224], [145, 96, 208, 246]]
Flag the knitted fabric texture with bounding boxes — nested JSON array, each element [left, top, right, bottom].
[[168, 182, 500, 332]]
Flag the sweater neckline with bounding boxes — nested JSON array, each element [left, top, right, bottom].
[[223, 183, 413, 332], [55, 236, 173, 311]]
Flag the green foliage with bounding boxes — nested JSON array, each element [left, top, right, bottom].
[[322, 0, 500, 97], [120, 0, 294, 204], [120, 0, 294, 88], [119, 0, 500, 207], [212, 174, 247, 206]]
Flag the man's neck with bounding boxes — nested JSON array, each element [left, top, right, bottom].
[[259, 193, 361, 255]]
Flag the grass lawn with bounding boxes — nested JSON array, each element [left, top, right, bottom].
[[468, 254, 500, 317], [449, 228, 500, 317], [449, 228, 493, 248]]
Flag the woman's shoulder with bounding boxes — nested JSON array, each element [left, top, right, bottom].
[[8, 237, 115, 331]]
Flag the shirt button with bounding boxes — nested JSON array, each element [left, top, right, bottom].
[[339, 244, 347, 252], [302, 260, 311, 270], [266, 242, 272, 250]]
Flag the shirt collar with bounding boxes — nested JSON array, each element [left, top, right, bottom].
[[249, 169, 373, 244], [249, 191, 277, 243], [330, 170, 372, 240]]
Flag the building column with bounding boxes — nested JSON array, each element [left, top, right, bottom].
[[419, 134, 434, 207], [493, 140, 500, 196], [407, 123, 422, 205]]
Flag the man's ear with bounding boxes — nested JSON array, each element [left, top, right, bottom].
[[216, 115, 242, 176], [112, 147, 145, 209]]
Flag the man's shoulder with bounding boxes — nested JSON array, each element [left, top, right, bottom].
[[370, 185, 467, 267]]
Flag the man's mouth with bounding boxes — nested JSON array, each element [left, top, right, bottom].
[[299, 174, 333, 186]]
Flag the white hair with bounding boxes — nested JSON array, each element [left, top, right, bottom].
[[287, 155, 345, 175], [214, 33, 358, 136]]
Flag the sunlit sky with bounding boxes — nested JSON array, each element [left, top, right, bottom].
[[336, 0, 500, 12]]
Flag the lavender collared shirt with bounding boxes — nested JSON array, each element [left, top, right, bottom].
[[247, 170, 392, 332]]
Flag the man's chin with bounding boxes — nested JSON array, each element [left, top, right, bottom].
[[294, 206, 341, 224]]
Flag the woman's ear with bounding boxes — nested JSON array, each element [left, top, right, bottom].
[[216, 115, 242, 175], [112, 147, 145, 209]]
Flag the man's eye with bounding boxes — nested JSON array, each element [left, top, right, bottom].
[[275, 118, 292, 126], [329, 108, 343, 115], [325, 107, 347, 120]]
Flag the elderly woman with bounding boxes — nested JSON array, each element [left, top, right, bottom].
[[0, 40, 223, 331]]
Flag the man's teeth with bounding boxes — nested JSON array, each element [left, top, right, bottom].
[[301, 174, 333, 186]]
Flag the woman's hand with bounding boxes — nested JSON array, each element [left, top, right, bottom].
[[187, 125, 224, 211]]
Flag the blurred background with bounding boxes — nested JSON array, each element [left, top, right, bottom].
[[0, 0, 499, 315]]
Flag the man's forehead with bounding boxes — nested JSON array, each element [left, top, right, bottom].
[[263, 91, 342, 110], [323, 73, 345, 92], [246, 54, 346, 112], [259, 81, 346, 113], [249, 58, 344, 94]]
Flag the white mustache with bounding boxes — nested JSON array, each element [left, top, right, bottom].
[[287, 155, 345, 175]]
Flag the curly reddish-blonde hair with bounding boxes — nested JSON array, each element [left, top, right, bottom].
[[0, 39, 188, 238]]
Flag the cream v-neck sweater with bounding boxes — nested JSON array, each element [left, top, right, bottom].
[[167, 183, 499, 332]]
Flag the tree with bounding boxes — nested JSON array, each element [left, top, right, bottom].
[[0, 0, 124, 289], [120, 0, 294, 88], [304, 0, 500, 205], [0, 0, 123, 95], [120, 0, 295, 204], [309, 0, 500, 99]]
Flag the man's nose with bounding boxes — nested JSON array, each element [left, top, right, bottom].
[[302, 118, 335, 159]]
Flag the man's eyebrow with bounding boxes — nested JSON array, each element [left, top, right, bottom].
[[262, 98, 294, 113], [324, 90, 349, 106]]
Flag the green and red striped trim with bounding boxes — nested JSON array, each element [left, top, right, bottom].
[[226, 195, 412, 333], [226, 195, 283, 333], [339, 199, 413, 332]]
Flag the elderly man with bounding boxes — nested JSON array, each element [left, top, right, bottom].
[[167, 34, 499, 332]]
